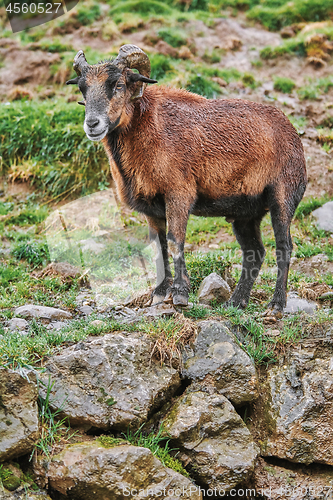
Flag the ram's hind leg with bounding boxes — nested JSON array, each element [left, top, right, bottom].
[[229, 216, 266, 309], [146, 216, 173, 303]]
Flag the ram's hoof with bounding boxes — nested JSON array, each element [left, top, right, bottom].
[[172, 295, 188, 307], [152, 295, 165, 305], [261, 306, 283, 323]]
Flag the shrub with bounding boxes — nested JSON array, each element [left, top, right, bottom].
[[149, 53, 175, 81], [12, 241, 50, 267], [186, 74, 221, 98], [76, 3, 101, 25], [273, 76, 296, 93], [157, 27, 187, 48], [110, 0, 172, 16], [247, 0, 333, 31]]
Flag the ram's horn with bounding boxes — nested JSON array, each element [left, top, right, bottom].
[[113, 44, 151, 98], [73, 50, 90, 76]]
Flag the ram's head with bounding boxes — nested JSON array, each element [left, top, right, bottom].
[[67, 44, 157, 141]]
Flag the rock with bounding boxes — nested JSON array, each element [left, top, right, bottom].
[[155, 40, 178, 58], [90, 319, 105, 327], [253, 457, 333, 500], [79, 305, 93, 315], [32, 261, 81, 279], [253, 339, 333, 465], [0, 491, 53, 500], [163, 390, 259, 492], [178, 45, 192, 59], [39, 333, 181, 430], [79, 238, 105, 254], [280, 25, 296, 38], [182, 321, 258, 405], [41, 442, 202, 499], [14, 304, 72, 320], [0, 368, 39, 461], [8, 318, 28, 331], [141, 303, 177, 318], [197, 273, 231, 305], [284, 293, 317, 314], [48, 321, 67, 330], [312, 201, 333, 232]]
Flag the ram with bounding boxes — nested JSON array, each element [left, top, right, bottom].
[[67, 44, 307, 318]]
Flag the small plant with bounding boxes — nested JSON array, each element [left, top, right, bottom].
[[98, 435, 127, 447], [273, 76, 296, 93], [31, 378, 75, 459], [186, 74, 221, 98], [157, 27, 187, 48], [142, 314, 197, 365], [12, 240, 50, 267], [123, 425, 189, 477], [76, 3, 101, 25]]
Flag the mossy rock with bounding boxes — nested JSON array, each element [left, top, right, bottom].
[[3, 474, 21, 491]]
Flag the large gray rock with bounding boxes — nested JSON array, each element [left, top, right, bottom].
[[284, 293, 317, 315], [198, 273, 231, 305], [163, 390, 259, 492], [39, 332, 181, 430], [0, 369, 39, 461], [14, 304, 72, 320], [182, 321, 258, 405], [312, 201, 333, 232], [42, 442, 202, 499], [253, 339, 333, 465]]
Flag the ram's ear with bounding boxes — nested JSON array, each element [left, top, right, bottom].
[[66, 77, 79, 85], [127, 71, 157, 85]]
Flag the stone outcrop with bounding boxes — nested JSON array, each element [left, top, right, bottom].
[[197, 273, 231, 305], [0, 368, 39, 461], [14, 304, 72, 320], [39, 332, 181, 430], [253, 339, 333, 465], [182, 321, 258, 405], [42, 442, 203, 500], [162, 390, 259, 492], [312, 201, 333, 232]]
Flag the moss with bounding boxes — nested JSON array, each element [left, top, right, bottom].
[[3, 474, 21, 491], [97, 435, 127, 448]]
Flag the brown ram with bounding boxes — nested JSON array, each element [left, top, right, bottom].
[[67, 44, 307, 317]]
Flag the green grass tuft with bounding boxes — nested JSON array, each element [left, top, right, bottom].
[[273, 76, 296, 93]]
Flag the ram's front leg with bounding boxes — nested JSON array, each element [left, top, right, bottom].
[[166, 194, 193, 307], [146, 216, 173, 303]]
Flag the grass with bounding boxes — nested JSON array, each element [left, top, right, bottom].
[[31, 378, 75, 458], [273, 76, 296, 94], [122, 425, 189, 476], [142, 314, 197, 365], [0, 101, 109, 200]]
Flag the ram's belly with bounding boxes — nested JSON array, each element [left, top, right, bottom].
[[192, 191, 269, 220]]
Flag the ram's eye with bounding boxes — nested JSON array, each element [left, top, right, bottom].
[[78, 101, 85, 106], [116, 85, 122, 90]]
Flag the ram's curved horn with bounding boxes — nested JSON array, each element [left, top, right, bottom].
[[113, 44, 151, 77], [73, 50, 90, 76], [113, 45, 151, 98]]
